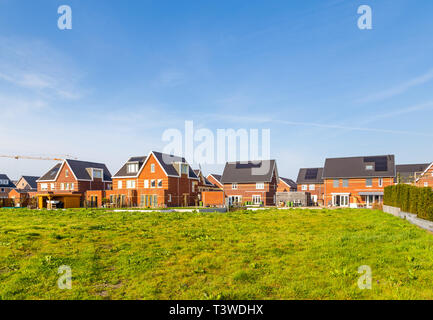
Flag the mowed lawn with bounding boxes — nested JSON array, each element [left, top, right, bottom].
[[1, 208, 433, 300]]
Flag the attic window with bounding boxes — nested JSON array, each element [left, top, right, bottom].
[[65, 169, 69, 177], [127, 163, 139, 173], [0, 179, 7, 185], [365, 165, 374, 171], [93, 169, 103, 179], [181, 164, 188, 175]]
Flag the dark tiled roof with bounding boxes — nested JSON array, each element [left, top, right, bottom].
[[21, 176, 40, 189], [221, 160, 276, 184], [194, 170, 214, 186], [38, 164, 62, 181], [209, 174, 222, 183], [323, 155, 396, 179], [113, 152, 198, 180], [0, 174, 16, 188], [113, 156, 147, 177], [153, 151, 198, 179], [38, 160, 112, 182], [296, 168, 324, 184], [66, 159, 112, 181], [280, 177, 297, 189], [396, 163, 430, 183]]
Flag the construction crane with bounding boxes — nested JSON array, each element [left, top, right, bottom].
[[0, 155, 77, 161]]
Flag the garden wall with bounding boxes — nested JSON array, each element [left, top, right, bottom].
[[383, 205, 433, 232]]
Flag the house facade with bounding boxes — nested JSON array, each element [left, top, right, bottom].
[[221, 160, 278, 206], [323, 155, 395, 208], [277, 177, 297, 192], [9, 176, 39, 207], [296, 168, 324, 205], [110, 151, 200, 208], [396, 164, 430, 184], [15, 176, 39, 191], [36, 159, 112, 209], [206, 174, 223, 190], [0, 174, 15, 198], [415, 162, 433, 188]]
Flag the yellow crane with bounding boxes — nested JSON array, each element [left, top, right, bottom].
[[0, 155, 77, 161]]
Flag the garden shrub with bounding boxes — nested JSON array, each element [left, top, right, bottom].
[[384, 185, 433, 221]]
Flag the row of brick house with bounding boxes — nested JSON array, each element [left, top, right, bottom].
[[2, 151, 433, 209]]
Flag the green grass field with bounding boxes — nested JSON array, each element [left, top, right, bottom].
[[1, 208, 433, 300]]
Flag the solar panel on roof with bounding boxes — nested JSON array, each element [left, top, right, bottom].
[[305, 168, 318, 180], [364, 156, 388, 172]]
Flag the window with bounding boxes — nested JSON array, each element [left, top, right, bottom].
[[309, 184, 315, 191], [65, 183, 69, 190], [302, 185, 307, 191], [144, 180, 149, 188], [342, 179, 349, 188], [118, 180, 122, 189], [365, 165, 374, 171], [192, 181, 197, 192], [126, 180, 136, 189], [70, 183, 74, 190], [232, 183, 238, 190], [150, 164, 155, 173], [60, 183, 65, 190], [127, 163, 139, 174], [378, 178, 383, 187], [41, 183, 48, 191], [0, 179, 8, 185], [151, 179, 156, 188], [168, 194, 172, 202], [50, 183, 55, 190], [157, 179, 163, 188], [333, 179, 340, 188], [93, 169, 103, 179], [425, 182, 429, 187], [252, 195, 262, 205], [65, 169, 69, 177], [1, 188, 4, 192], [180, 163, 189, 175], [366, 178, 373, 187], [256, 183, 265, 190], [107, 184, 112, 190]]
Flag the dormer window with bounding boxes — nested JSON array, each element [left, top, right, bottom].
[[93, 169, 103, 179], [181, 164, 188, 175], [127, 163, 139, 174], [365, 165, 374, 171]]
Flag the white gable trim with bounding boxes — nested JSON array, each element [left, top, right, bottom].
[[36, 161, 66, 182], [416, 162, 433, 182]]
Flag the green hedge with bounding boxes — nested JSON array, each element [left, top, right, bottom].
[[384, 184, 433, 221]]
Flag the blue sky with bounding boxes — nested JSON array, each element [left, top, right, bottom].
[[1, 0, 433, 180]]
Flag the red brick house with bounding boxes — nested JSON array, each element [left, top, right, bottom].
[[415, 162, 433, 188], [36, 159, 112, 209], [221, 160, 278, 206], [110, 151, 200, 208], [296, 168, 324, 205], [0, 174, 15, 199], [396, 164, 430, 184], [9, 175, 39, 207], [207, 174, 223, 190], [323, 155, 395, 208], [277, 177, 297, 192]]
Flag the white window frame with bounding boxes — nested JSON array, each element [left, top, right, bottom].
[[70, 183, 74, 190], [252, 195, 262, 205], [425, 182, 429, 187], [60, 183, 65, 190], [126, 180, 136, 189], [144, 180, 149, 188], [232, 183, 238, 190], [150, 164, 155, 173], [157, 179, 163, 188], [41, 183, 48, 191], [378, 178, 383, 187], [366, 178, 373, 187], [168, 194, 172, 202], [302, 184, 307, 191], [256, 183, 264, 190], [50, 183, 55, 190], [93, 169, 103, 179], [333, 179, 340, 188], [309, 184, 315, 191], [151, 179, 156, 188], [117, 180, 122, 189], [127, 163, 139, 174], [365, 165, 374, 171]]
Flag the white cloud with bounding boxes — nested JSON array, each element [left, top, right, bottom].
[[358, 69, 433, 103]]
